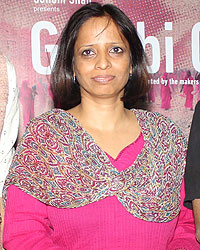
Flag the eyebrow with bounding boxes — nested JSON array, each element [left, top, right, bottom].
[[76, 42, 127, 50]]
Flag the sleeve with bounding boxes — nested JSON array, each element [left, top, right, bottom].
[[3, 185, 67, 250], [167, 179, 200, 250], [184, 101, 200, 209], [0, 58, 19, 196]]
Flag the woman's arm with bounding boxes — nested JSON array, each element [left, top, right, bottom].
[[3, 185, 66, 250], [192, 199, 200, 243]]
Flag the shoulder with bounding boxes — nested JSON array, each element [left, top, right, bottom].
[[15, 108, 77, 158], [133, 108, 181, 129], [195, 100, 200, 112], [26, 108, 71, 128], [21, 108, 76, 140], [133, 108, 187, 146], [190, 101, 200, 133]]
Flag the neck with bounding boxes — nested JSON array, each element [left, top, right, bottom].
[[72, 96, 129, 131]]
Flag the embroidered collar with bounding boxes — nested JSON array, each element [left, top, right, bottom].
[[3, 108, 186, 222]]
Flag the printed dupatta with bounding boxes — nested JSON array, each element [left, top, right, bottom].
[[3, 108, 186, 223]]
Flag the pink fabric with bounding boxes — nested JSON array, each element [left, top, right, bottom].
[[3, 134, 199, 250], [105, 132, 144, 171]]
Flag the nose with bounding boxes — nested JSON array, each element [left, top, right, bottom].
[[95, 52, 111, 70]]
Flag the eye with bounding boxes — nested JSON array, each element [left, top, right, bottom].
[[81, 49, 95, 56], [110, 47, 123, 54]]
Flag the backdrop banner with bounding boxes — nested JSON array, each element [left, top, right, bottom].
[[0, 0, 199, 138]]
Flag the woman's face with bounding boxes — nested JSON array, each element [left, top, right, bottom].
[[73, 16, 132, 102]]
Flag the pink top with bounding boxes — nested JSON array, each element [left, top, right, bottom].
[[3, 133, 199, 249]]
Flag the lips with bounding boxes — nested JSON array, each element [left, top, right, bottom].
[[92, 75, 115, 83]]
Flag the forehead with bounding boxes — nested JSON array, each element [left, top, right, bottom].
[[75, 16, 128, 45]]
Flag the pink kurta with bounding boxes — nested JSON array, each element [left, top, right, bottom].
[[3, 133, 198, 250]]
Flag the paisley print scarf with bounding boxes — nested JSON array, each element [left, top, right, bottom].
[[3, 108, 186, 223]]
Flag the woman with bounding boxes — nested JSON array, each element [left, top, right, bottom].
[[183, 70, 194, 110], [2, 2, 199, 249], [0, 54, 19, 249], [184, 100, 200, 243]]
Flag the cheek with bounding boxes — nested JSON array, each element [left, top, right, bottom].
[[116, 61, 132, 76], [74, 60, 91, 75], [73, 62, 90, 85]]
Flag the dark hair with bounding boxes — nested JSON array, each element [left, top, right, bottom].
[[50, 2, 150, 109]]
